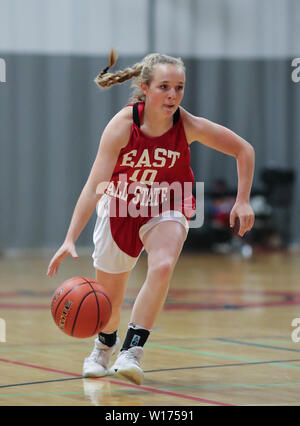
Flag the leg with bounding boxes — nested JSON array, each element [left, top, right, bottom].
[[82, 269, 130, 378], [130, 221, 186, 329], [95, 269, 131, 333], [112, 221, 187, 385]]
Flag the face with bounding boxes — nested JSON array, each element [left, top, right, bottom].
[[141, 64, 185, 116]]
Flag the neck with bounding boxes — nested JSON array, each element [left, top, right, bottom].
[[142, 101, 173, 134]]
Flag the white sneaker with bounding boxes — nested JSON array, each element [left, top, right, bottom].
[[111, 346, 144, 385], [82, 337, 120, 377]]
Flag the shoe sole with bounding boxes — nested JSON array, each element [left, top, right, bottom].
[[114, 366, 144, 385], [82, 368, 108, 378]]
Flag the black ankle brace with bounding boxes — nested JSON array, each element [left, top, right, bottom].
[[121, 324, 150, 351], [98, 330, 117, 347]]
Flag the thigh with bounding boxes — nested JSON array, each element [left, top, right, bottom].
[[93, 195, 142, 273], [142, 221, 187, 266]]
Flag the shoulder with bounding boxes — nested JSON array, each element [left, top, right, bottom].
[[179, 107, 211, 144], [102, 105, 133, 150]]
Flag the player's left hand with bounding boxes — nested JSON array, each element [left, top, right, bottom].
[[229, 201, 255, 237]]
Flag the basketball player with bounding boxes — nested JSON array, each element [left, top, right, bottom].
[[47, 51, 255, 385]]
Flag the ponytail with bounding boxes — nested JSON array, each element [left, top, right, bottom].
[[94, 49, 185, 102], [94, 48, 142, 89]]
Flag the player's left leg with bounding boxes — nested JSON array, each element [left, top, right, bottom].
[[112, 220, 187, 384]]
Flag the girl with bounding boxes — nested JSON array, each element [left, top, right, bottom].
[[47, 51, 255, 385]]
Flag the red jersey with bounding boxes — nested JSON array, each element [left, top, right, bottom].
[[105, 102, 195, 256]]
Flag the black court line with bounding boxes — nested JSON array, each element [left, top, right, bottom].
[[0, 376, 82, 389], [215, 338, 300, 353], [1, 358, 300, 390]]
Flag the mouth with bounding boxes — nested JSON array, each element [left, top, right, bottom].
[[163, 104, 176, 110]]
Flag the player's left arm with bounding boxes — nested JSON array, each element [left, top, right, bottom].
[[181, 109, 255, 237]]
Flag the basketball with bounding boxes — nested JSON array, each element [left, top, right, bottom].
[[50, 277, 112, 338]]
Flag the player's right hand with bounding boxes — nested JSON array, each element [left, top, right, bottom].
[[47, 242, 78, 277]]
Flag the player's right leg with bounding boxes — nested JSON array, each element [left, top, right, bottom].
[[83, 269, 130, 377], [83, 194, 141, 377]]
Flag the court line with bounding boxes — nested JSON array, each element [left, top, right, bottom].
[[160, 381, 300, 391], [0, 376, 83, 389], [146, 358, 300, 373], [0, 358, 82, 377], [0, 388, 133, 399], [3, 380, 300, 399], [148, 343, 261, 362], [2, 358, 300, 390], [147, 343, 300, 370], [0, 358, 233, 406], [215, 338, 300, 353], [2, 287, 300, 310]]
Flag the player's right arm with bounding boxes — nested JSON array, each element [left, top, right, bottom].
[[47, 107, 132, 277]]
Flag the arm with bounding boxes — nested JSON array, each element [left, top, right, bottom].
[[47, 107, 132, 276], [181, 109, 255, 237]]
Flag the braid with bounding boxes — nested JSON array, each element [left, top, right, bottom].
[[94, 49, 185, 102], [95, 63, 143, 88]]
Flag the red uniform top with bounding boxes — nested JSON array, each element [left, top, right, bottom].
[[105, 102, 195, 257]]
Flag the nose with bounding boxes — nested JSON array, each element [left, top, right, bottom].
[[168, 88, 176, 99]]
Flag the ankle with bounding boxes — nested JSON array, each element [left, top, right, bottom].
[[121, 323, 150, 351], [98, 330, 117, 347]]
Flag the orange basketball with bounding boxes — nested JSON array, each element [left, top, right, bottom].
[[50, 277, 111, 338]]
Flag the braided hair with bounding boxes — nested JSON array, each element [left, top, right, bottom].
[[94, 49, 185, 102]]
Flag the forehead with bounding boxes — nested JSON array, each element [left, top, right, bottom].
[[151, 63, 185, 83]]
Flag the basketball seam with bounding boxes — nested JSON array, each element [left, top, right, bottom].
[[75, 277, 101, 337], [82, 277, 101, 335], [71, 290, 95, 337], [53, 282, 89, 319]]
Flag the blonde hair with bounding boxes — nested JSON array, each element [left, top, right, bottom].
[[94, 49, 185, 102]]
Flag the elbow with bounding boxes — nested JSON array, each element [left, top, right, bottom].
[[236, 141, 255, 161]]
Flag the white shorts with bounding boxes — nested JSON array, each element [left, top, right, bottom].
[[92, 194, 189, 274]]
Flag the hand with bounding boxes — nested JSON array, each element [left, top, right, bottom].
[[229, 201, 255, 237], [47, 241, 78, 277]]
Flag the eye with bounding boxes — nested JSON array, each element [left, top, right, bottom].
[[177, 85, 184, 91], [160, 84, 168, 90]]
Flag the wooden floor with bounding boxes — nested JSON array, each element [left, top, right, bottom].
[[1, 248, 300, 406]]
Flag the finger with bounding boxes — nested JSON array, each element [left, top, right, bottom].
[[47, 261, 53, 276], [238, 217, 247, 236], [47, 263, 56, 277], [245, 215, 254, 232], [71, 249, 78, 259], [230, 211, 237, 228], [47, 256, 60, 275]]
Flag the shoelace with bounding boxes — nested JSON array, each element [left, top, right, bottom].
[[117, 350, 140, 366], [89, 346, 110, 366]]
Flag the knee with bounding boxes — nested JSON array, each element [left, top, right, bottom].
[[148, 258, 175, 282]]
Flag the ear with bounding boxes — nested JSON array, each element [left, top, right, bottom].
[[140, 82, 148, 96]]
